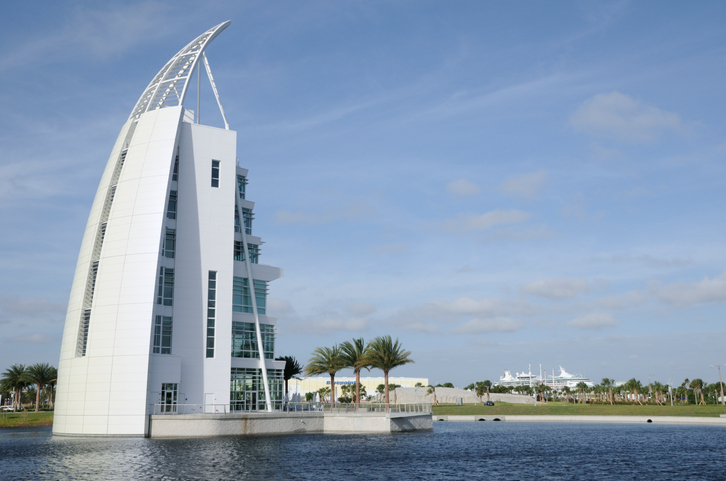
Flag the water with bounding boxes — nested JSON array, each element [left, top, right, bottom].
[[2, 422, 725, 480]]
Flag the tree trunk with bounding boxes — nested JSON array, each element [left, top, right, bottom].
[[384, 371, 389, 411], [355, 369, 361, 408], [35, 383, 41, 412], [330, 373, 335, 408], [284, 379, 289, 406]]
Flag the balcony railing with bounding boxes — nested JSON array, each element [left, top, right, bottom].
[[151, 402, 432, 416]]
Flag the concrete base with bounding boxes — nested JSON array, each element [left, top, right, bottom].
[[433, 415, 726, 425], [149, 412, 432, 438]]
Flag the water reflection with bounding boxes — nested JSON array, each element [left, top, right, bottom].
[[1, 423, 725, 480]]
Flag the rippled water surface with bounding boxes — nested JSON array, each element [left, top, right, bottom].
[[2, 422, 725, 480]]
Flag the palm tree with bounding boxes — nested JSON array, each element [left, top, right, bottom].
[[340, 338, 370, 407], [305, 345, 345, 407], [366, 336, 414, 406], [576, 382, 589, 404], [426, 385, 437, 405], [1, 364, 28, 410], [275, 356, 304, 405], [690, 378, 707, 405], [562, 386, 572, 404], [26, 363, 56, 412], [601, 378, 615, 405]]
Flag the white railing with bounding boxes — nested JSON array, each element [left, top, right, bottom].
[[151, 402, 432, 415]]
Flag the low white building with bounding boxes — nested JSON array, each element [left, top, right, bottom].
[[54, 21, 285, 437]]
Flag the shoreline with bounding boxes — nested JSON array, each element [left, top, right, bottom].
[[434, 414, 726, 425]]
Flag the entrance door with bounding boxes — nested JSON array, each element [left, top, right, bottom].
[[204, 393, 214, 413], [161, 383, 178, 413]]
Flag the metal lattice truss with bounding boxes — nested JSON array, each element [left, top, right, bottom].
[[128, 21, 231, 121]]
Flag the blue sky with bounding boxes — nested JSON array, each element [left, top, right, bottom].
[[2, 1, 726, 387]]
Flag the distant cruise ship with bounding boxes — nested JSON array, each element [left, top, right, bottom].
[[497, 366, 594, 389]]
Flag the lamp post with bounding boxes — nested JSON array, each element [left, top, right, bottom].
[[711, 364, 725, 406]]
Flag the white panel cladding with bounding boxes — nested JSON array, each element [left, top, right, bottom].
[[169, 121, 236, 408], [54, 106, 182, 436]]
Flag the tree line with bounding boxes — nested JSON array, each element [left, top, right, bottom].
[[301, 335, 414, 407], [449, 377, 726, 405], [1, 363, 57, 412]]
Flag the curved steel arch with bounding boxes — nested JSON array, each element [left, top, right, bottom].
[[128, 21, 231, 121]]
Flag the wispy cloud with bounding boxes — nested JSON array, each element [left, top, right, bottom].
[[570, 92, 684, 143], [446, 178, 480, 197], [566, 312, 618, 330], [499, 171, 548, 200], [521, 277, 591, 299], [654, 271, 726, 306], [442, 210, 531, 233], [275, 202, 369, 225]]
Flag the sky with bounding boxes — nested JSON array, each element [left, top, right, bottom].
[[1, 1, 726, 388]]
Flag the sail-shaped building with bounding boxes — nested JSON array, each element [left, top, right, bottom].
[[53, 21, 285, 437]]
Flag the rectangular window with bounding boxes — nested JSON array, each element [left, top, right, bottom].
[[232, 277, 267, 314], [207, 271, 216, 358], [231, 321, 274, 359], [166, 190, 177, 219], [153, 315, 173, 354], [233, 241, 259, 263], [242, 208, 253, 235], [156, 267, 174, 306], [163, 228, 176, 259], [172, 155, 179, 181], [161, 383, 178, 413], [211, 160, 220, 188], [234, 208, 241, 233], [237, 175, 246, 200]]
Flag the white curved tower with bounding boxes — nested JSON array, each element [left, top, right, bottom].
[[53, 22, 285, 437]]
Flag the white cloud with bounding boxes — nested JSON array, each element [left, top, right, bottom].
[[446, 178, 480, 197], [480, 225, 558, 243], [654, 272, 726, 306], [499, 171, 548, 200], [521, 277, 591, 299], [570, 91, 684, 143], [442, 210, 530, 232], [452, 317, 524, 334], [566, 312, 618, 330]]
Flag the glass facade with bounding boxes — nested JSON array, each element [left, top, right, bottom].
[[233, 241, 259, 263], [232, 277, 267, 314], [237, 175, 246, 199], [231, 321, 274, 359], [230, 368, 283, 411]]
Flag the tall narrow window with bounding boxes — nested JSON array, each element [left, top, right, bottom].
[[166, 190, 177, 219], [211, 160, 220, 188], [242, 208, 253, 235], [237, 175, 246, 200], [234, 208, 241, 233], [172, 155, 179, 181], [153, 316, 173, 354], [163, 229, 176, 259], [156, 267, 174, 306], [207, 271, 217, 358]]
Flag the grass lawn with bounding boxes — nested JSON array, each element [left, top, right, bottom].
[[0, 412, 54, 428], [432, 402, 726, 417]]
